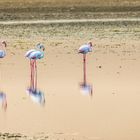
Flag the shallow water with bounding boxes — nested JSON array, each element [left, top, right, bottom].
[[0, 51, 140, 140], [0, 22, 140, 140]]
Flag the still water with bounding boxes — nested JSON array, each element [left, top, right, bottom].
[[0, 44, 140, 140]]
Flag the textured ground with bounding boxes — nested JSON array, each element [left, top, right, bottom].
[[0, 0, 139, 20], [0, 0, 140, 140]]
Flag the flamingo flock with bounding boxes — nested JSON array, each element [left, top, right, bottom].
[[0, 40, 93, 107]]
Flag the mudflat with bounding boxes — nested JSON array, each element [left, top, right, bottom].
[[0, 21, 139, 139], [0, 0, 140, 140]]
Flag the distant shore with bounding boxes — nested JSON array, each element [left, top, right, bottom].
[[0, 6, 139, 21], [0, 1, 139, 21]]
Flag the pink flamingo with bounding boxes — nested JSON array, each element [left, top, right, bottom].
[[78, 42, 93, 82], [78, 42, 93, 96], [25, 43, 45, 90], [25, 43, 45, 106]]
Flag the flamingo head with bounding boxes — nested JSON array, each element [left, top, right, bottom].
[[2, 41, 7, 47], [88, 42, 92, 47], [36, 43, 45, 51]]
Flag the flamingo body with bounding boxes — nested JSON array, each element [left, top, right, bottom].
[[78, 44, 92, 54], [25, 49, 36, 57], [0, 50, 6, 58], [28, 51, 44, 59], [25, 50, 44, 60], [25, 43, 45, 60]]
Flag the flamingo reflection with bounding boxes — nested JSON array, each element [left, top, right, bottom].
[[25, 43, 45, 106], [26, 68, 45, 106], [26, 87, 45, 106], [0, 92, 7, 111], [78, 42, 93, 97]]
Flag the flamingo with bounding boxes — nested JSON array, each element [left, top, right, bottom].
[[25, 43, 45, 89], [78, 42, 93, 96], [0, 41, 7, 58], [78, 42, 93, 83]]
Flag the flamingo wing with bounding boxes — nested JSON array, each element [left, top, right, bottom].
[[78, 44, 90, 54], [25, 49, 36, 58], [28, 51, 43, 59]]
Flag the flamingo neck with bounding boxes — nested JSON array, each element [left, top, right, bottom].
[[40, 51, 44, 58], [0, 44, 6, 53]]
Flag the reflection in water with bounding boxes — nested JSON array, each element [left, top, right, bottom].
[[26, 87, 45, 106], [26, 56, 45, 106], [79, 82, 93, 96], [0, 92, 7, 111], [79, 54, 93, 97]]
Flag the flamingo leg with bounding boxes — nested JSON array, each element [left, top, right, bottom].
[[83, 54, 86, 84], [35, 59, 37, 90], [31, 59, 35, 90], [30, 59, 32, 88], [32, 60, 35, 89], [33, 60, 36, 90]]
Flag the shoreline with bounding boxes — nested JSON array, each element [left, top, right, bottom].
[[0, 18, 139, 25]]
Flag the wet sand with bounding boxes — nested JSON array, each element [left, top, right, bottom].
[[0, 20, 139, 139]]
